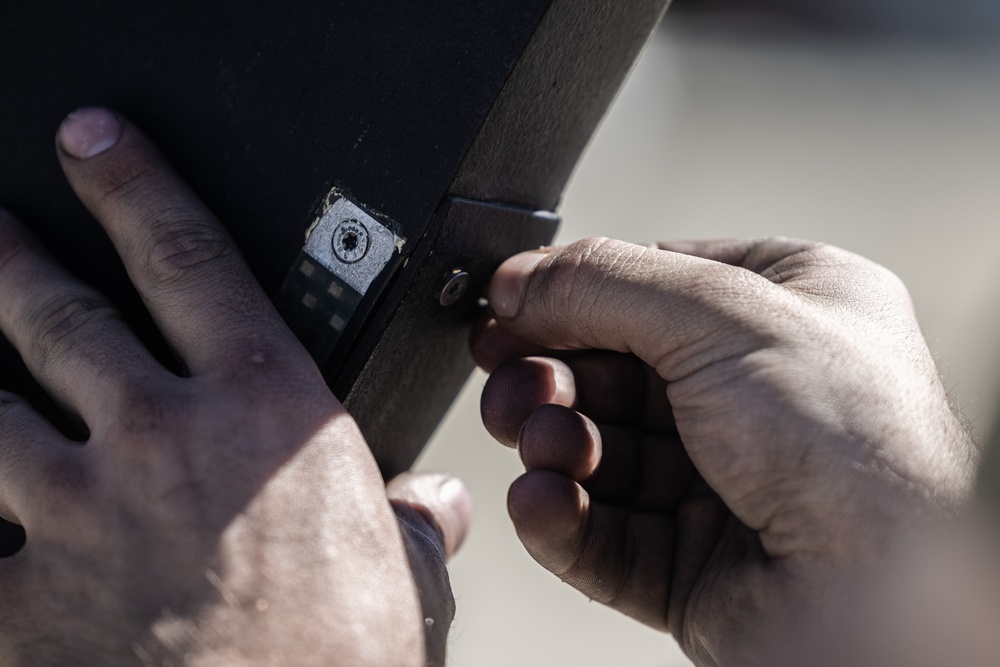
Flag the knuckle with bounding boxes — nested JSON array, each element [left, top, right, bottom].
[[800, 241, 859, 270], [141, 214, 232, 286], [795, 241, 857, 272], [22, 291, 120, 370], [806, 244, 915, 310], [752, 238, 834, 278], [753, 240, 910, 305]]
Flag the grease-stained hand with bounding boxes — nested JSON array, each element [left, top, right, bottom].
[[0, 107, 471, 667], [473, 236, 976, 665]]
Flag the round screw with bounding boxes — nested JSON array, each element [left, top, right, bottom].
[[331, 218, 370, 264], [439, 269, 470, 307]]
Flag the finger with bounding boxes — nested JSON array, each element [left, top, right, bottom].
[[387, 473, 473, 562], [475, 319, 676, 432], [517, 404, 602, 482], [507, 470, 675, 630], [387, 473, 470, 665], [480, 357, 575, 447], [0, 211, 168, 420], [55, 107, 296, 375], [480, 353, 672, 446], [0, 391, 77, 528], [470, 317, 556, 373], [488, 238, 796, 379], [518, 404, 695, 512]]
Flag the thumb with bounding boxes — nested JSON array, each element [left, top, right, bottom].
[[387, 473, 472, 666], [488, 237, 787, 379], [387, 472, 473, 562]]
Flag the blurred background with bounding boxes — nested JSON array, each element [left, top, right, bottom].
[[417, 2, 1000, 665]]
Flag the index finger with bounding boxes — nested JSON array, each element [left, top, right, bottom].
[[54, 107, 297, 375]]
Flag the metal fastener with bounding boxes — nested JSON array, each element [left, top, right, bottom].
[[438, 269, 470, 306], [331, 218, 370, 264]]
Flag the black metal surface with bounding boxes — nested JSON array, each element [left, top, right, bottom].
[[340, 0, 671, 473], [451, 0, 671, 210], [0, 0, 549, 463], [0, 0, 669, 490], [1, 0, 551, 303]]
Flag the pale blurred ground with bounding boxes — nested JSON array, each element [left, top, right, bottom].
[[417, 9, 1000, 666]]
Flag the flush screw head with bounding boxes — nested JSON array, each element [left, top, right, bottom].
[[439, 269, 470, 306], [331, 219, 370, 264]]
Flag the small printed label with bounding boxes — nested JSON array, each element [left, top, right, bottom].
[[303, 197, 400, 295], [274, 194, 403, 366]]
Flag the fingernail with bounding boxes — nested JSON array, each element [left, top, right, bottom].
[[490, 251, 547, 319], [58, 107, 123, 159]]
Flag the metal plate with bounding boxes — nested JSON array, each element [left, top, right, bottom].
[[304, 197, 402, 295]]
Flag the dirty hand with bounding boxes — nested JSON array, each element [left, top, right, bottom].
[[473, 236, 975, 665], [0, 108, 471, 667]]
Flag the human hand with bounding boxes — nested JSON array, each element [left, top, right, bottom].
[[472, 236, 976, 664], [0, 107, 471, 667]]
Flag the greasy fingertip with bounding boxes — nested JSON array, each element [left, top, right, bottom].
[[57, 107, 124, 160], [507, 470, 589, 575], [489, 249, 551, 319], [387, 473, 473, 561], [519, 404, 601, 482], [480, 357, 576, 447]]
